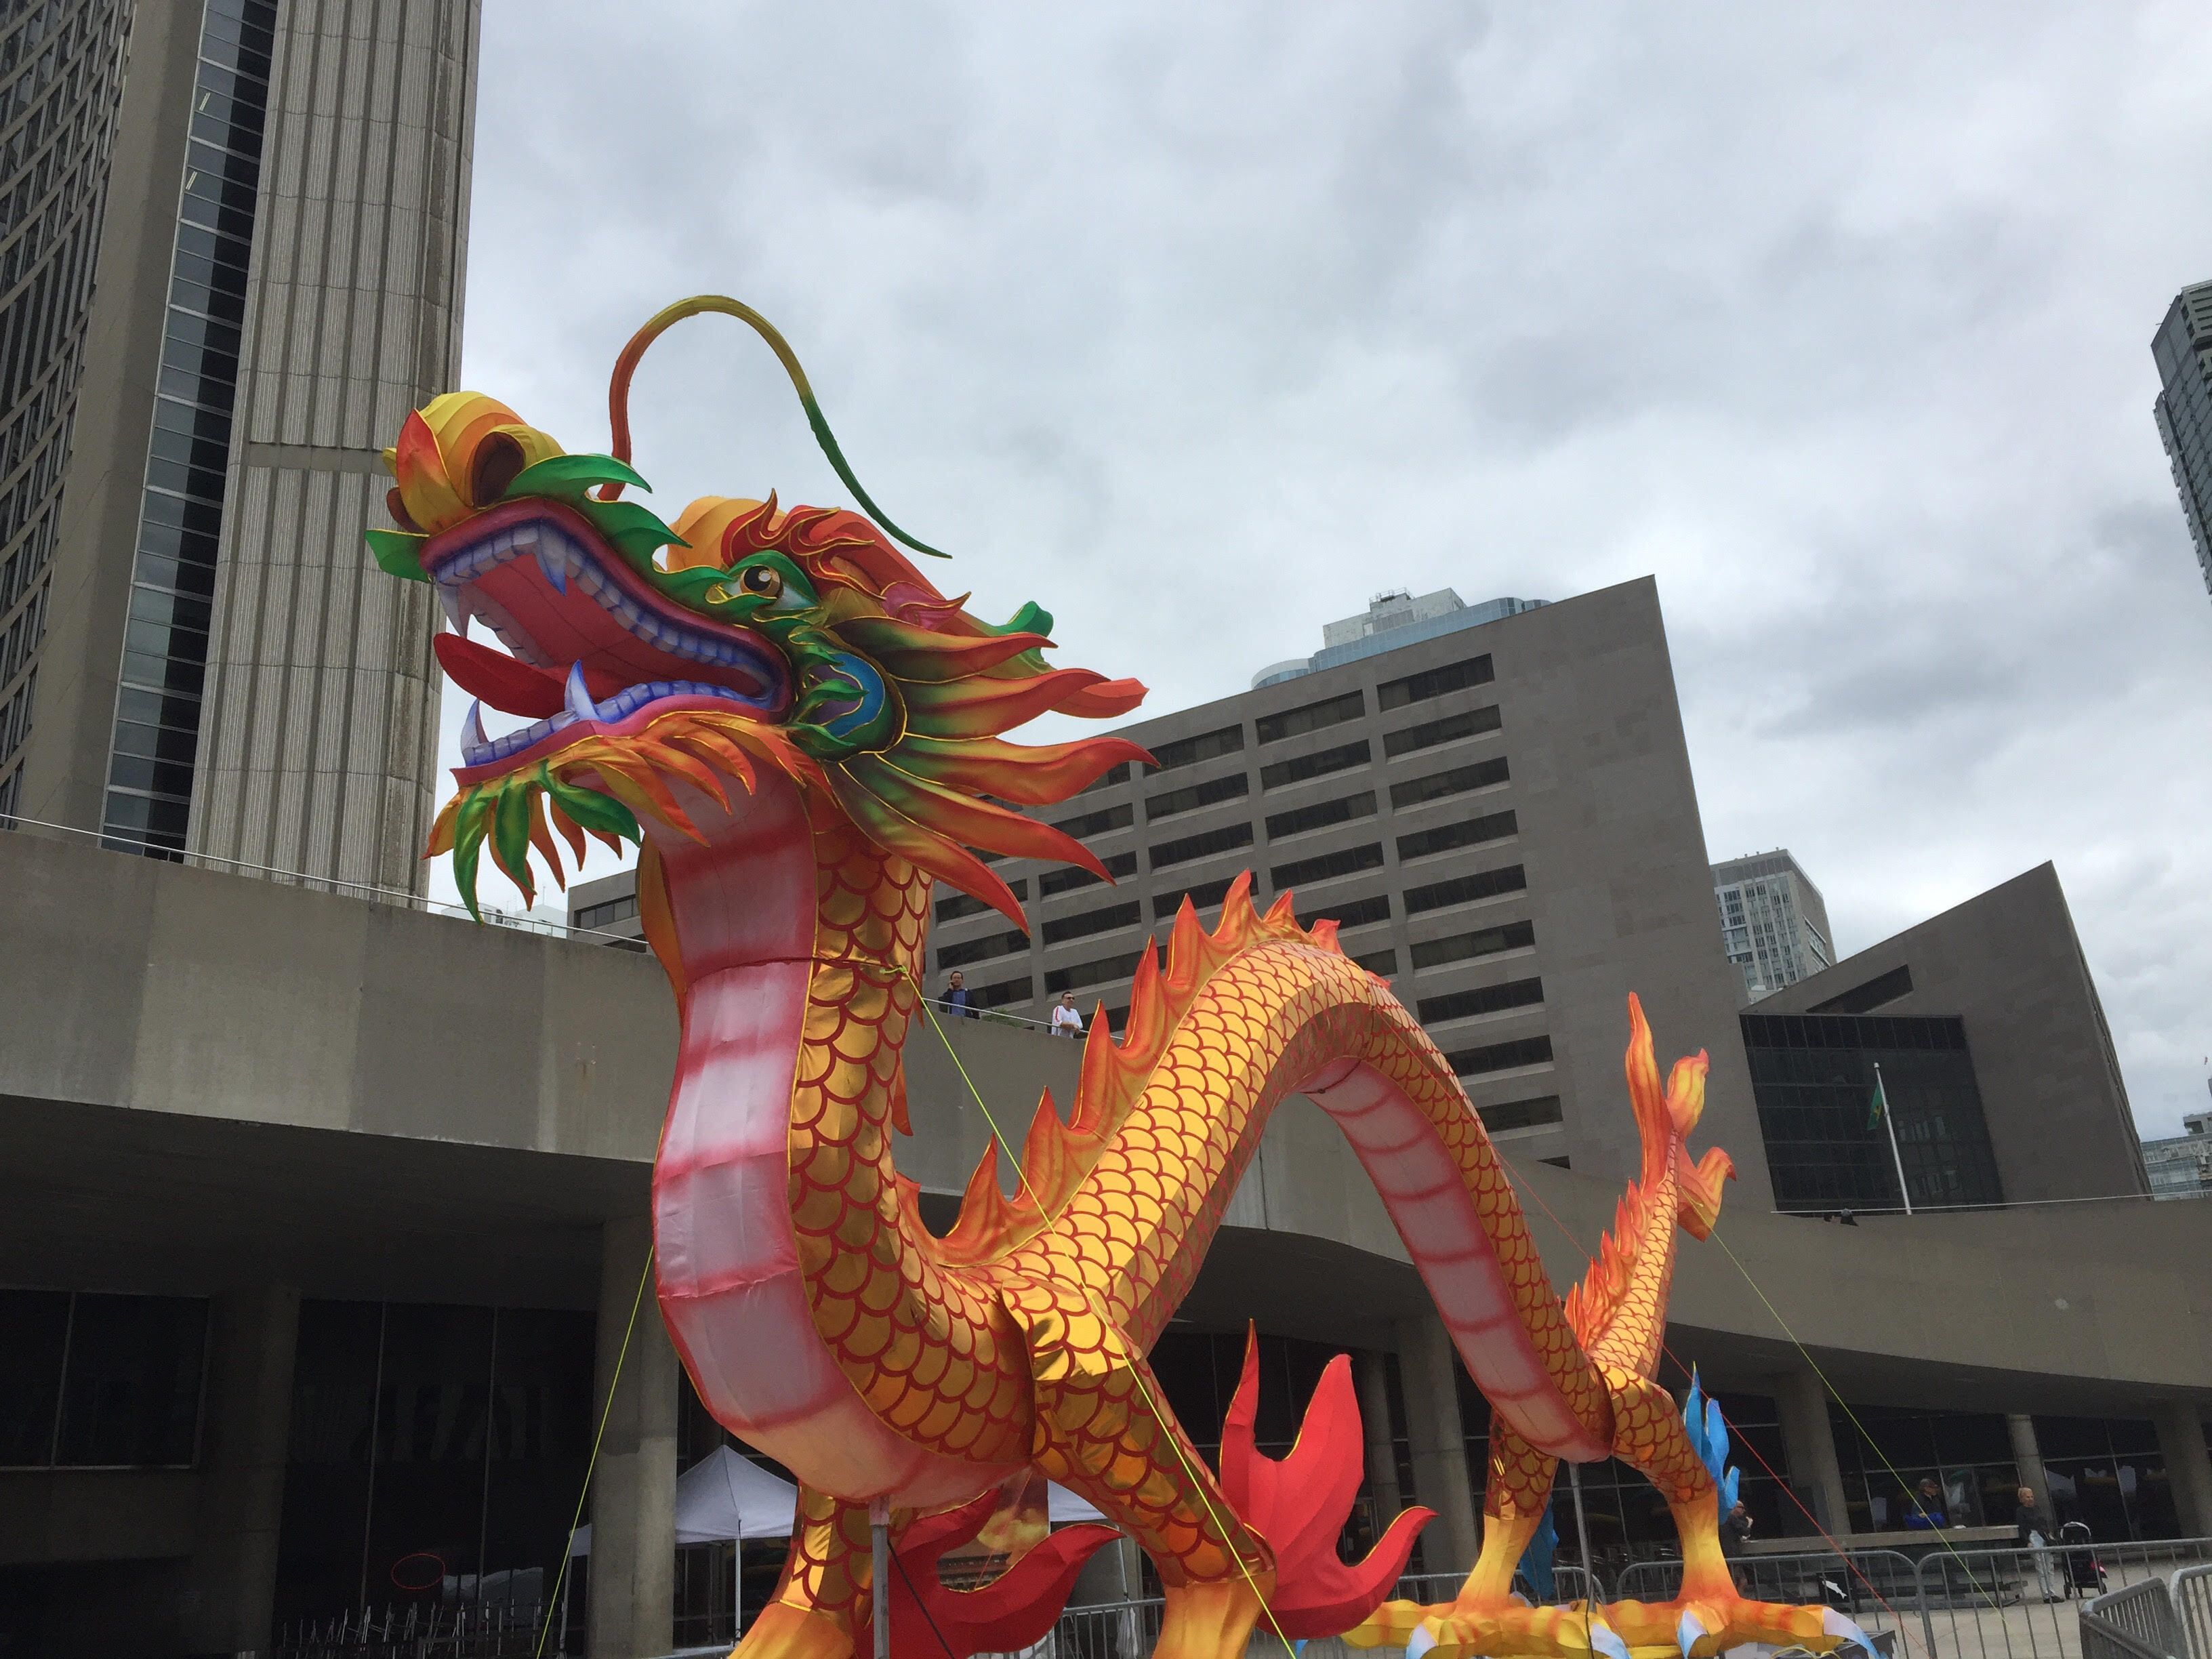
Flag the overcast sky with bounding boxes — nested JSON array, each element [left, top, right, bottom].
[[439, 3, 2212, 1141]]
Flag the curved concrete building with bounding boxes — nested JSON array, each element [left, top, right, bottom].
[[1, 832, 2206, 1654]]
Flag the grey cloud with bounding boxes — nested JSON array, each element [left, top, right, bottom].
[[443, 0, 2212, 1138]]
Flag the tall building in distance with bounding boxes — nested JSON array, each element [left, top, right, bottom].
[[2143, 1107, 2211, 1201], [2152, 279, 2212, 598], [1713, 849, 1834, 1003], [1, 0, 478, 901]]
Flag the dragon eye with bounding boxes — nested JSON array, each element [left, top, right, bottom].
[[738, 564, 783, 600]]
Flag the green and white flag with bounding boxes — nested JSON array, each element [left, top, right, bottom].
[[1867, 1070, 1889, 1130]]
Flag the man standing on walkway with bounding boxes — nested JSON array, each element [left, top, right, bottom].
[[2015, 1485, 2060, 1601]]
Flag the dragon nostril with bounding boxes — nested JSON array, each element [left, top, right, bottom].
[[469, 431, 527, 507]]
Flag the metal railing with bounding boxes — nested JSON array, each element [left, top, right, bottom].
[[276, 1537, 2212, 1659], [2175, 1565, 2212, 1659], [275, 1598, 558, 1659], [2080, 1578, 2182, 1659]]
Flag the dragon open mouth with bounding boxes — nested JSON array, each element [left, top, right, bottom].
[[424, 498, 792, 782]]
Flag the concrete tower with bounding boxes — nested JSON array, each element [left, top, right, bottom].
[[4, 0, 478, 901]]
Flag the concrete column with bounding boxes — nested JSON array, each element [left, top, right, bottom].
[[588, 1216, 679, 1659], [183, 1282, 300, 1656], [1356, 1349, 1406, 1524], [2152, 1401, 2212, 1540], [1771, 1365, 1849, 1537], [1394, 1316, 1480, 1573], [2007, 1414, 2053, 1517]]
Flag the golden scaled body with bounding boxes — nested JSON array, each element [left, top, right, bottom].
[[674, 820, 1847, 1659]]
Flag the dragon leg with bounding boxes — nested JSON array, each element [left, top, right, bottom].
[[1595, 1368, 1866, 1658], [1352, 1420, 1599, 1658], [737, 1483, 874, 1659], [1006, 1283, 1276, 1659]]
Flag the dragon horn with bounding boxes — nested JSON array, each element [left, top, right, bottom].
[[598, 295, 951, 559]]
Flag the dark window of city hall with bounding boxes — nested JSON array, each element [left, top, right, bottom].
[[1739, 1012, 2005, 1214], [274, 1300, 595, 1620]]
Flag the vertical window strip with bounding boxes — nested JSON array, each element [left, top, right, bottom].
[[100, 0, 277, 857]]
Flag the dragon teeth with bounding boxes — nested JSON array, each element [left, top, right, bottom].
[[529, 536, 567, 594], [565, 661, 600, 722]]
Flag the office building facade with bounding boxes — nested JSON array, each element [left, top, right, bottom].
[[2, 0, 478, 901], [1713, 849, 1834, 1003], [920, 577, 1767, 1195], [2153, 280, 2212, 598], [0, 1, 134, 823], [2143, 1109, 2211, 1200]]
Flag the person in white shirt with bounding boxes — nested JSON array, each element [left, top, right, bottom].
[[1050, 992, 1085, 1038]]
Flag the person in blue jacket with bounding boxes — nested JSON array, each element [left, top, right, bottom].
[[1904, 1476, 1949, 1530]]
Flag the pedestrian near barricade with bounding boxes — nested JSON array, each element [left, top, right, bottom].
[[1050, 991, 1084, 1038], [2014, 1485, 2060, 1601]]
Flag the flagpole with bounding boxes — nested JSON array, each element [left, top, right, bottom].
[[1875, 1061, 1912, 1216]]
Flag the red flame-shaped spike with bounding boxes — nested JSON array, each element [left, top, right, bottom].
[[1218, 1325, 1435, 1640]]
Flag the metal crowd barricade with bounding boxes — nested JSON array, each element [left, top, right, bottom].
[[2079, 1577, 2182, 1659], [274, 1597, 557, 1658], [1919, 1538, 2212, 1659], [2175, 1565, 2212, 1659]]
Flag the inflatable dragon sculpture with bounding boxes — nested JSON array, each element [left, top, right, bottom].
[[375, 299, 1868, 1659]]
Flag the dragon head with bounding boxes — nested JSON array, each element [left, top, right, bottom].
[[373, 299, 1147, 930]]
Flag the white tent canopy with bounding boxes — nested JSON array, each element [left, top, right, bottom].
[[571, 1449, 1107, 1555], [571, 1446, 798, 1555], [1046, 1484, 1106, 1525]]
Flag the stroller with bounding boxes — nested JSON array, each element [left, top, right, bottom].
[[2057, 1520, 2106, 1598]]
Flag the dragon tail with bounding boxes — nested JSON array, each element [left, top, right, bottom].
[[1563, 994, 1734, 1357]]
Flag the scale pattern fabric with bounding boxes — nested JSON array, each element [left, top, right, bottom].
[[379, 296, 1868, 1659]]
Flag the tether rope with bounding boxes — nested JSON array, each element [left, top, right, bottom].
[[1491, 1153, 1910, 1633], [535, 1247, 656, 1659], [901, 969, 1294, 1645]]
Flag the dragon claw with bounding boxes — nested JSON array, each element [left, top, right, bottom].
[[1586, 1612, 1633, 1659], [1404, 1618, 1439, 1659], [1822, 1607, 1881, 1656], [1676, 1608, 1710, 1658]]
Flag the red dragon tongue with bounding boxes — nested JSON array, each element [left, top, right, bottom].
[[434, 632, 625, 717]]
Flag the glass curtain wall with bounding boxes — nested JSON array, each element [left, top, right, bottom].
[[100, 0, 276, 857], [274, 1300, 594, 1623], [0, 0, 130, 819]]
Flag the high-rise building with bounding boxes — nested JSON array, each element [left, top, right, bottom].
[[2152, 279, 2212, 598], [1, 0, 478, 901], [2143, 1107, 2211, 1201], [1712, 850, 1834, 1003], [569, 578, 1754, 1192], [923, 577, 1767, 1194]]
